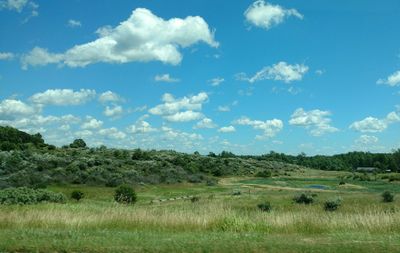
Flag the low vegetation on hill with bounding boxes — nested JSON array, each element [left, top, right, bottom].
[[0, 126, 399, 190]]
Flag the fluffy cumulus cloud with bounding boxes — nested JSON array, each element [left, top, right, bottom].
[[234, 116, 283, 139], [0, 52, 14, 60], [194, 118, 217, 129], [21, 8, 218, 69], [149, 92, 208, 122], [98, 91, 123, 104], [218, 126, 236, 133], [0, 99, 36, 120], [127, 116, 157, 134], [163, 110, 203, 122], [154, 74, 180, 83], [67, 19, 81, 28], [289, 108, 338, 136], [30, 89, 96, 106], [236, 62, 308, 83], [377, 70, 400, 87], [244, 0, 303, 30], [81, 116, 103, 130], [103, 105, 123, 118], [98, 127, 126, 140], [349, 111, 400, 133], [0, 0, 38, 22], [161, 126, 202, 141], [355, 135, 379, 145]]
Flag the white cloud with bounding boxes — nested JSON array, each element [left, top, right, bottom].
[[30, 89, 96, 106], [355, 135, 379, 145], [218, 126, 236, 133], [161, 126, 203, 141], [21, 8, 218, 69], [349, 111, 400, 133], [21, 47, 64, 69], [234, 116, 283, 138], [127, 116, 157, 134], [377, 70, 400, 87], [98, 91, 123, 103], [98, 127, 126, 140], [208, 77, 224, 86], [218, 105, 230, 112], [103, 105, 123, 118], [194, 118, 217, 129], [244, 0, 303, 30], [236, 62, 308, 83], [289, 108, 338, 136], [149, 92, 208, 122], [67, 19, 81, 28], [74, 130, 93, 138], [164, 110, 203, 122], [155, 74, 180, 83], [0, 99, 36, 120], [81, 116, 103, 130], [0, 52, 14, 60], [0, 0, 38, 23]]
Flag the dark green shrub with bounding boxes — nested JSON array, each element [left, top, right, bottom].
[[256, 170, 272, 178], [190, 196, 200, 203], [71, 190, 85, 201], [324, 197, 342, 211], [339, 181, 345, 185], [293, 193, 314, 204], [114, 185, 137, 204], [257, 202, 272, 212], [0, 187, 66, 205], [232, 191, 241, 196], [382, 191, 394, 203], [69, 139, 87, 148]]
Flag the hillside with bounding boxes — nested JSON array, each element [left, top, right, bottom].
[[0, 126, 399, 189]]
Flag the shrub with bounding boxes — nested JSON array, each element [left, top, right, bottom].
[[257, 202, 272, 212], [293, 193, 314, 204], [190, 196, 200, 203], [232, 191, 241, 196], [114, 185, 137, 204], [0, 187, 66, 205], [71, 190, 85, 201], [382, 191, 394, 203], [324, 197, 342, 211], [256, 170, 272, 178], [339, 181, 345, 185]]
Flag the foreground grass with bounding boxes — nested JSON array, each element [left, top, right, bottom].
[[1, 171, 400, 252]]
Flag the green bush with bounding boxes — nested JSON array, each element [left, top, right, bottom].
[[257, 202, 272, 212], [0, 187, 66, 205], [293, 193, 314, 204], [324, 197, 342, 211], [190, 196, 200, 203], [256, 170, 272, 178], [71, 190, 85, 201], [382, 191, 394, 203], [114, 185, 137, 204]]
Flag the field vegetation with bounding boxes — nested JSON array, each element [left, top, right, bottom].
[[0, 126, 400, 252]]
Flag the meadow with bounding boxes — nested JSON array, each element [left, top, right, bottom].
[[1, 169, 400, 252]]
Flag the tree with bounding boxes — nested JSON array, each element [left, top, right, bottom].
[[114, 185, 137, 204], [69, 139, 87, 148], [71, 190, 85, 201]]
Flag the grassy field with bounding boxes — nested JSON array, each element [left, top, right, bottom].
[[1, 169, 400, 252]]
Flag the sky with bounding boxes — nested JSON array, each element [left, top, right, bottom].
[[0, 0, 399, 155]]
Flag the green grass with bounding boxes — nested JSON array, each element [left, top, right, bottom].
[[1, 170, 400, 252]]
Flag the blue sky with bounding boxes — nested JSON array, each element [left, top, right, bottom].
[[0, 0, 399, 155]]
